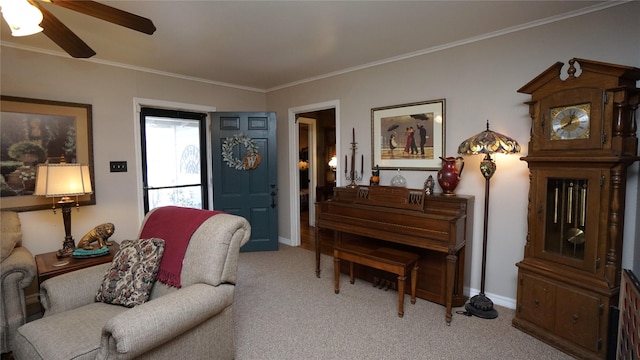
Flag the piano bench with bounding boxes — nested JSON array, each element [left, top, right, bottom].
[[333, 243, 419, 317]]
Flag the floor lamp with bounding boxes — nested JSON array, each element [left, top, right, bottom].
[[458, 120, 520, 319], [34, 160, 93, 258]]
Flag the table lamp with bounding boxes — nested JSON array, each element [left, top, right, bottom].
[[34, 160, 93, 257], [458, 120, 520, 319]]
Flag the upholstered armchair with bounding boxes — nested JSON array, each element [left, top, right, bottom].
[[13, 206, 251, 360], [1, 211, 36, 354]]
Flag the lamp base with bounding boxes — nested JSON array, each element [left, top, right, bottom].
[[465, 293, 498, 319], [56, 237, 76, 258]]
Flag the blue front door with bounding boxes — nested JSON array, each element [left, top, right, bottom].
[[211, 112, 278, 251]]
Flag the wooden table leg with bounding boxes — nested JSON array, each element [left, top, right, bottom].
[[397, 274, 406, 317], [410, 262, 418, 304]]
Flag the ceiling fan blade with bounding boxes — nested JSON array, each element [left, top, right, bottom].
[[48, 0, 156, 35], [31, 1, 96, 58]]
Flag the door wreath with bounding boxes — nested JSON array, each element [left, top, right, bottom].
[[222, 134, 261, 170]]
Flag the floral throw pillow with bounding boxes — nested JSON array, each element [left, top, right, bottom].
[[96, 238, 165, 307]]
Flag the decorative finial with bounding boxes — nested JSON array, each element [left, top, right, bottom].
[[567, 59, 577, 79]]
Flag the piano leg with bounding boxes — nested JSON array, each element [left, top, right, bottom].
[[349, 262, 355, 284], [411, 262, 418, 305], [445, 253, 457, 325], [334, 256, 341, 294], [315, 228, 341, 278]]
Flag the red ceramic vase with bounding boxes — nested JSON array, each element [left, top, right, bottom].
[[437, 156, 464, 195]]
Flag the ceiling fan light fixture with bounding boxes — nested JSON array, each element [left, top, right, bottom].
[[0, 0, 44, 36]]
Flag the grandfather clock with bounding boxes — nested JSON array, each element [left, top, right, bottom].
[[513, 58, 640, 359]]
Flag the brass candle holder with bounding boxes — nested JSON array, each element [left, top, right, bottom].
[[344, 128, 362, 188]]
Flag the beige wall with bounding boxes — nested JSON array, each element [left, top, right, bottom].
[[1, 47, 266, 256], [266, 2, 640, 306], [2, 1, 638, 307]]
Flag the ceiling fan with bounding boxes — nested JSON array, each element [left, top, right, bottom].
[[1, 0, 155, 58]]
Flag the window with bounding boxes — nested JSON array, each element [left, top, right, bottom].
[[140, 108, 208, 213]]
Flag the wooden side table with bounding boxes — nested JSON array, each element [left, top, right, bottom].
[[35, 243, 119, 285]]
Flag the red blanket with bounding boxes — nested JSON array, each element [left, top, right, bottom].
[[139, 206, 223, 288]]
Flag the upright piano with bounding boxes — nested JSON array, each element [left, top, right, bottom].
[[315, 185, 473, 324]]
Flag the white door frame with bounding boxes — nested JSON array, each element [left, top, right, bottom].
[[298, 117, 317, 227], [288, 100, 340, 247], [133, 97, 216, 224]]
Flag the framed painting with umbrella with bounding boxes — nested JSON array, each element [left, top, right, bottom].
[[371, 99, 445, 170]]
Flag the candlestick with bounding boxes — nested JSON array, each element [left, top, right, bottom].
[[351, 154, 355, 180], [345, 127, 362, 188]]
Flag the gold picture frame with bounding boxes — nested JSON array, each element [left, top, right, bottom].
[[0, 95, 95, 211], [371, 99, 445, 170]]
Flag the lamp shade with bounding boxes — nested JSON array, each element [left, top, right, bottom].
[[328, 156, 337, 168], [34, 163, 93, 197], [458, 121, 521, 155]]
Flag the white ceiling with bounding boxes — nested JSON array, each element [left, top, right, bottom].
[[0, 1, 619, 91]]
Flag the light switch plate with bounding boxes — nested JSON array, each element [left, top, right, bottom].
[[109, 161, 127, 172]]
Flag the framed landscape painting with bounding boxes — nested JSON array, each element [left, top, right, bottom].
[[0, 96, 95, 211], [371, 99, 445, 170]]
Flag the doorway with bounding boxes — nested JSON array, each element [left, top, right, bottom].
[[288, 100, 338, 247], [211, 112, 278, 252]]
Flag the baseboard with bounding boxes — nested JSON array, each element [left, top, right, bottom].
[[279, 236, 294, 247], [280, 234, 519, 308]]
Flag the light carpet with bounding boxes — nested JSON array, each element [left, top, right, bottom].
[[233, 245, 572, 360]]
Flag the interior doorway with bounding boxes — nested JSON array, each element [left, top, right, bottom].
[[297, 110, 335, 244], [297, 111, 336, 222], [288, 101, 339, 247]]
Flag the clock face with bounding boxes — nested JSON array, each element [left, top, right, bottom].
[[550, 103, 590, 140]]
